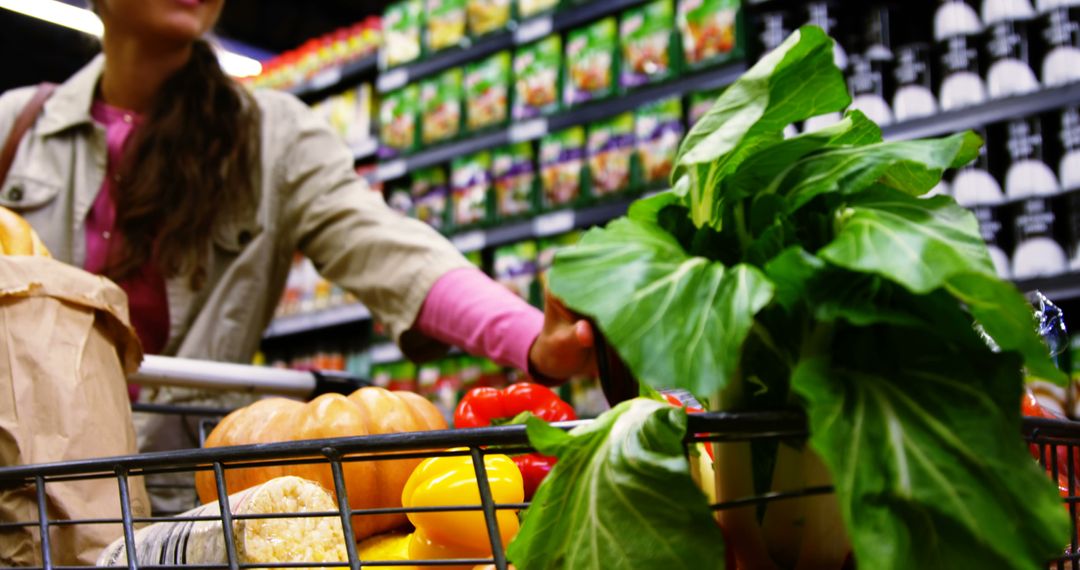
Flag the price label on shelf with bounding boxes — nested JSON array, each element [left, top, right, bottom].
[[377, 68, 409, 92], [309, 67, 343, 91], [509, 118, 548, 143], [371, 343, 404, 364], [452, 230, 487, 253], [515, 16, 553, 45], [376, 160, 407, 181], [532, 210, 575, 237]]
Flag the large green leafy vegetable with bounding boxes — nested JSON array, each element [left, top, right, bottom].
[[506, 399, 724, 568], [512, 25, 1070, 570]]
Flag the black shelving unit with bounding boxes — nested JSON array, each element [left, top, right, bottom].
[[262, 303, 371, 340], [882, 83, 1080, 141], [1015, 273, 1080, 305], [287, 54, 378, 102], [376, 61, 747, 182], [375, 0, 654, 94]]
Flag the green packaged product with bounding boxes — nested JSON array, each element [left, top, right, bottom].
[[412, 167, 450, 232], [468, 0, 511, 37], [387, 184, 414, 217], [379, 85, 418, 153], [465, 51, 511, 131], [537, 230, 581, 290], [635, 97, 684, 184], [620, 0, 677, 89], [451, 152, 492, 228], [464, 250, 484, 269], [539, 126, 585, 208], [513, 36, 561, 120], [688, 87, 725, 126], [517, 0, 558, 18], [494, 240, 538, 303], [421, 68, 463, 144], [426, 0, 467, 52], [564, 17, 617, 106], [381, 0, 423, 68], [587, 113, 635, 197], [493, 143, 536, 219], [677, 0, 740, 68]]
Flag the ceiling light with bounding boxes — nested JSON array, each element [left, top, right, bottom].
[[0, 0, 103, 36], [0, 0, 263, 78]]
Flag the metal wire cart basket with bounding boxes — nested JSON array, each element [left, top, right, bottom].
[[1, 355, 1079, 569]]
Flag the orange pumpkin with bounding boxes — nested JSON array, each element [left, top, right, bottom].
[[195, 387, 447, 539]]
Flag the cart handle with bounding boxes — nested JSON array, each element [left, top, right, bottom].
[[129, 355, 369, 398]]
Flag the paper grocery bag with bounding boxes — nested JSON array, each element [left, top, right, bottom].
[[0, 256, 149, 566]]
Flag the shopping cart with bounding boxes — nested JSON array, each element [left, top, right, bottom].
[[0, 352, 1077, 569]]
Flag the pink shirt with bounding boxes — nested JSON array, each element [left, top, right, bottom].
[[88, 104, 543, 382], [416, 267, 544, 374], [89, 102, 171, 401]]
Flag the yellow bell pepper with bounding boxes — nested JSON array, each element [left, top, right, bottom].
[[357, 532, 416, 569], [401, 449, 523, 567]]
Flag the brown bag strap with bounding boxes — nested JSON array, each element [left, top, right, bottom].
[[0, 82, 58, 188]]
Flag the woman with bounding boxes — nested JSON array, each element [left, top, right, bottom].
[[0, 0, 594, 508]]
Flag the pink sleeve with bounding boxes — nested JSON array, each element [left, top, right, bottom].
[[415, 267, 544, 372]]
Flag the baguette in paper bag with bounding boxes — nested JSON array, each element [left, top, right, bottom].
[[0, 255, 148, 565]]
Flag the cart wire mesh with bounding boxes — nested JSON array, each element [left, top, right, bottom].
[[0, 411, 1078, 569]]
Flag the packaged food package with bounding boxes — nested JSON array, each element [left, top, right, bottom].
[[517, 0, 559, 18], [452, 151, 493, 228], [97, 476, 347, 565], [564, 17, 618, 106], [620, 0, 677, 89], [412, 167, 451, 231], [689, 87, 725, 126], [386, 183, 415, 217], [421, 69, 464, 144], [381, 0, 424, 68], [588, 113, 636, 197], [537, 230, 582, 289], [0, 256, 148, 566], [426, 0, 468, 52], [539, 126, 586, 208], [379, 85, 419, 154], [465, 51, 512, 131], [468, 0, 511, 37], [493, 142, 537, 219], [494, 240, 539, 303], [677, 0, 741, 68], [324, 85, 374, 148], [513, 36, 562, 120], [636, 97, 684, 184]]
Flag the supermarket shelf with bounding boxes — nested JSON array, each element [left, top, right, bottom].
[[377, 61, 747, 181], [883, 82, 1080, 141], [375, 0, 653, 93], [263, 303, 372, 339], [370, 342, 405, 365], [351, 138, 379, 162], [449, 195, 637, 253], [288, 54, 378, 102], [1014, 272, 1080, 303]]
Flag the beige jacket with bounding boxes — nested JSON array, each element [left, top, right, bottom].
[[0, 55, 471, 365]]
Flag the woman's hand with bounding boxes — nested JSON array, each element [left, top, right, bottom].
[[527, 289, 597, 384]]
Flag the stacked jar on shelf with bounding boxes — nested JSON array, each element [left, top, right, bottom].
[[749, 0, 1080, 282]]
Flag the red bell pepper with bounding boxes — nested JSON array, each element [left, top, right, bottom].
[[454, 382, 577, 499], [662, 393, 715, 461]]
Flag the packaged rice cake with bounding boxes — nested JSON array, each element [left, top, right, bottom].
[[97, 476, 347, 566]]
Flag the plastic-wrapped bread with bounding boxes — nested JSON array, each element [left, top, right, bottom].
[[97, 476, 347, 566]]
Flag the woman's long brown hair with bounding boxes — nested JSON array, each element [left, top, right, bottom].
[[107, 38, 261, 288]]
